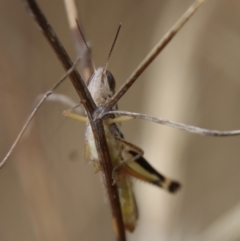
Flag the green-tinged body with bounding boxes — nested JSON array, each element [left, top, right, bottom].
[[85, 67, 180, 232], [85, 119, 138, 231]]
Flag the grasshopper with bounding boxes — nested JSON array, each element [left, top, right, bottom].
[[3, 0, 240, 237], [0, 15, 182, 234], [64, 66, 181, 232]]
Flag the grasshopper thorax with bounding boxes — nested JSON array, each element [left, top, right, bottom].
[[87, 67, 116, 107]]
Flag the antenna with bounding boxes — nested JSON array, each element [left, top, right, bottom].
[[103, 23, 122, 74], [76, 19, 96, 71]]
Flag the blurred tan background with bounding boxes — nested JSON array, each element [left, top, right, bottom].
[[1, 0, 240, 240]]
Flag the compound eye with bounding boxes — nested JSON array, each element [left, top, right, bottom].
[[106, 70, 116, 92]]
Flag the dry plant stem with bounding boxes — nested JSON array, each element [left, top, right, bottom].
[[101, 0, 208, 116], [63, 0, 94, 83], [23, 0, 96, 113], [23, 0, 126, 240], [107, 110, 240, 137], [0, 58, 80, 168]]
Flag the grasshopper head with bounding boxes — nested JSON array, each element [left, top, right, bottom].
[[87, 67, 116, 107]]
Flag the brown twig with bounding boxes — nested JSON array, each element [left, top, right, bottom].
[[23, 0, 95, 113], [22, 0, 126, 240], [63, 0, 94, 83], [100, 0, 208, 116], [106, 110, 240, 137]]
